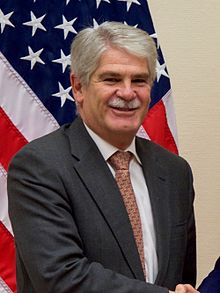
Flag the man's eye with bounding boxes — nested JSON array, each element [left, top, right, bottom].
[[133, 79, 148, 84], [104, 78, 119, 83]]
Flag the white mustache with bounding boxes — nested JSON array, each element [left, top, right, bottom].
[[108, 97, 141, 109]]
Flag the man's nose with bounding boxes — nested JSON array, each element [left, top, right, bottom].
[[116, 82, 136, 100]]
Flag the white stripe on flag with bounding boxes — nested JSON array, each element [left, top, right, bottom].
[[137, 125, 150, 140], [0, 165, 12, 235], [162, 90, 178, 147], [0, 277, 13, 293], [0, 52, 59, 142]]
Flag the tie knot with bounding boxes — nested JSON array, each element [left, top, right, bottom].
[[108, 151, 133, 171]]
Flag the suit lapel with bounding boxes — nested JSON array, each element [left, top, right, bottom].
[[136, 138, 171, 285], [66, 118, 145, 280]]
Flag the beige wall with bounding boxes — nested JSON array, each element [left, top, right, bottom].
[[148, 0, 220, 286]]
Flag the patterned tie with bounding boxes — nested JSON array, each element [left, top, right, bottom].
[[108, 151, 146, 276]]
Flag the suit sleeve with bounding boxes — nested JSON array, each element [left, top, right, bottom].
[[7, 145, 168, 293]]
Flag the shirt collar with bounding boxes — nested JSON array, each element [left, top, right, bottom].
[[84, 123, 141, 164]]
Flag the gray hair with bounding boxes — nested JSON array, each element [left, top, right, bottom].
[[70, 21, 157, 86]]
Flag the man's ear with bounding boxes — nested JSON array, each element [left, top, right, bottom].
[[70, 73, 84, 104]]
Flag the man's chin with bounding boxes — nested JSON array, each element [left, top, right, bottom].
[[110, 124, 139, 136]]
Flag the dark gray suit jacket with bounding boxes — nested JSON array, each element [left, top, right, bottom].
[[8, 117, 196, 293]]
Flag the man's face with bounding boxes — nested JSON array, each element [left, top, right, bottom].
[[71, 47, 152, 148]]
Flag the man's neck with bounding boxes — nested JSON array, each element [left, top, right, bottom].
[[84, 122, 135, 150]]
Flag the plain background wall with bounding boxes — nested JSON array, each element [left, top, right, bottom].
[[147, 0, 220, 286]]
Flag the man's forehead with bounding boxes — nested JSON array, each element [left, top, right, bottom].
[[90, 47, 149, 79], [98, 47, 147, 64]]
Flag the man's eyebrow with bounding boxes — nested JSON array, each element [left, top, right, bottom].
[[98, 72, 121, 79], [98, 72, 149, 79], [132, 73, 149, 79]]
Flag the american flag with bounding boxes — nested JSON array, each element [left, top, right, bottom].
[[0, 0, 178, 291]]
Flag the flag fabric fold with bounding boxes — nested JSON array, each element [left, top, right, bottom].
[[0, 1, 178, 291]]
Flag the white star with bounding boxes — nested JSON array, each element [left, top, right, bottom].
[[117, 0, 141, 12], [93, 19, 99, 28], [156, 60, 169, 82], [96, 0, 110, 8], [55, 16, 77, 39], [52, 83, 73, 107], [150, 32, 160, 49], [23, 11, 46, 36], [20, 47, 45, 70], [124, 21, 138, 28], [0, 9, 14, 33], [52, 50, 71, 73]]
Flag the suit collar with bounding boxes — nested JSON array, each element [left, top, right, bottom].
[[136, 138, 171, 284]]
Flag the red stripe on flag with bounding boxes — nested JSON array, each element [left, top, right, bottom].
[[143, 100, 178, 154], [0, 107, 28, 171], [0, 221, 16, 292]]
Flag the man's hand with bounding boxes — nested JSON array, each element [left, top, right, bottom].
[[169, 284, 200, 293]]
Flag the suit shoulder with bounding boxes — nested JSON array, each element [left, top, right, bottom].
[[9, 124, 71, 165], [136, 137, 190, 168]]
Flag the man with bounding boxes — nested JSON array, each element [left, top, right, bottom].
[[8, 22, 198, 292]]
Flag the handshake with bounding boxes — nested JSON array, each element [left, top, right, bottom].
[[169, 284, 199, 293]]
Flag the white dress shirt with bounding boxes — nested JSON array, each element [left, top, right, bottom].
[[84, 124, 158, 283]]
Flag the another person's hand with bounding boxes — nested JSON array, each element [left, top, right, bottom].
[[169, 284, 200, 293]]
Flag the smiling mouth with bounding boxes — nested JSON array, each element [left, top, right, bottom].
[[110, 105, 137, 112]]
